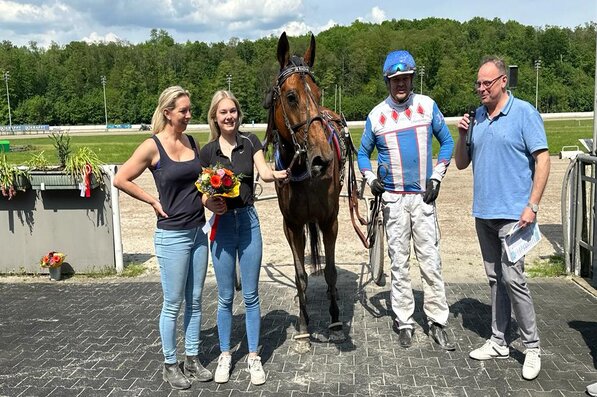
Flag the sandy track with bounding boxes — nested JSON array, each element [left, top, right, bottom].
[[119, 157, 567, 282]]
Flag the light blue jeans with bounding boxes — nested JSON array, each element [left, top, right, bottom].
[[154, 227, 209, 364], [211, 206, 262, 353]]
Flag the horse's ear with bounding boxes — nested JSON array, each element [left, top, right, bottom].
[[277, 32, 290, 69], [304, 33, 316, 68]]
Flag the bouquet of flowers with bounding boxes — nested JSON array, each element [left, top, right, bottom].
[[196, 164, 243, 198], [40, 251, 66, 269]]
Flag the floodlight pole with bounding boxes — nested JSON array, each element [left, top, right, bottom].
[[419, 65, 425, 94], [3, 71, 12, 134], [226, 74, 232, 91], [534, 59, 541, 110], [101, 75, 108, 129], [593, 32, 597, 155]]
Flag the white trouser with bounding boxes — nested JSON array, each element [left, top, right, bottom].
[[383, 192, 450, 329]]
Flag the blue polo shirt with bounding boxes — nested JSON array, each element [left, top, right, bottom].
[[470, 92, 548, 220]]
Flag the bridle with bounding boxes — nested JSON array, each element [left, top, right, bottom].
[[267, 56, 332, 172]]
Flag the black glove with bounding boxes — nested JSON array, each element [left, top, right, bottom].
[[370, 179, 385, 196], [423, 179, 441, 204]]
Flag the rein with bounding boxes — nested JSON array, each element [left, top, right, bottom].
[[343, 125, 369, 248]]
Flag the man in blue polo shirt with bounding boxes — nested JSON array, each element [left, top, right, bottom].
[[454, 56, 550, 381]]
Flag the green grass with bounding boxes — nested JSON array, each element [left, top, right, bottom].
[[73, 262, 147, 278], [0, 262, 147, 279], [526, 254, 566, 278], [0, 118, 593, 165], [434, 118, 594, 157]]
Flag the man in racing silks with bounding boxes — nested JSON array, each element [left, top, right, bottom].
[[358, 50, 455, 350]]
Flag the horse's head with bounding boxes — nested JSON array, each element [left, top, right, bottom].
[[267, 32, 335, 179]]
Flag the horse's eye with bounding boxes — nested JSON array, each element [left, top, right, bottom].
[[286, 91, 298, 106]]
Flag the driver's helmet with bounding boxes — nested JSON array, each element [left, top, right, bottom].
[[383, 50, 416, 83]]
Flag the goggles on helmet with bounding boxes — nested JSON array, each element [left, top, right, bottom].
[[384, 62, 415, 78]]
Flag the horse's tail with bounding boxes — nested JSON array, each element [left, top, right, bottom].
[[307, 222, 321, 272]]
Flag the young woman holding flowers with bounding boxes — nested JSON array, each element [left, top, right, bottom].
[[114, 86, 217, 390], [200, 90, 287, 386]]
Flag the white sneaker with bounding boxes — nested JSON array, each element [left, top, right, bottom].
[[522, 348, 541, 380], [587, 381, 597, 396], [247, 356, 266, 385], [469, 339, 510, 360], [214, 354, 232, 383]]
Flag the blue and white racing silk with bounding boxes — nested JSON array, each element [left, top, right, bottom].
[[357, 93, 454, 193]]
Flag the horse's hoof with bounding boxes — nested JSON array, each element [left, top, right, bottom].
[[293, 338, 311, 353]]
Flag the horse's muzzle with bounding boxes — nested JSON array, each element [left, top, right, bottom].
[[310, 155, 331, 177]]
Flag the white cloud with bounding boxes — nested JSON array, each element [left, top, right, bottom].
[[273, 17, 338, 40], [81, 32, 122, 44], [370, 7, 387, 24], [356, 6, 387, 24], [206, 0, 302, 21]]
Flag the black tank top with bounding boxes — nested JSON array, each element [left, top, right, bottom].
[[150, 134, 205, 230]]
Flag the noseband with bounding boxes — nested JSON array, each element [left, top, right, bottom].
[[270, 57, 329, 165]]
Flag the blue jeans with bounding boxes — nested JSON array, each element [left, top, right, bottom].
[[154, 227, 209, 364], [211, 206, 262, 353]]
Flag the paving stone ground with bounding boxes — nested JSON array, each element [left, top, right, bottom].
[[1, 266, 596, 397]]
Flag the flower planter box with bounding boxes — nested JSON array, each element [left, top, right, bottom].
[[29, 170, 99, 191], [14, 173, 31, 190]]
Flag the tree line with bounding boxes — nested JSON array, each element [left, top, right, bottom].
[[0, 17, 595, 126]]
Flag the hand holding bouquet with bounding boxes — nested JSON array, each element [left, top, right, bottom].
[[196, 164, 243, 198], [40, 251, 66, 268], [196, 164, 243, 241]]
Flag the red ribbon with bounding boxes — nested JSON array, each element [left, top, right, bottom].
[[209, 214, 220, 241], [83, 163, 92, 198]]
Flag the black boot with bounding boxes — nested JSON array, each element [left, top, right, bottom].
[[429, 322, 455, 351], [398, 328, 413, 348], [184, 355, 213, 382], [163, 363, 191, 390]]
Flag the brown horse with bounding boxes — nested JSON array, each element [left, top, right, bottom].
[[264, 32, 347, 353]]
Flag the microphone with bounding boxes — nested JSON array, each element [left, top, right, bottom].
[[465, 108, 476, 147]]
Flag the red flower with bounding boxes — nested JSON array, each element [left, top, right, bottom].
[[222, 174, 233, 188], [52, 254, 62, 263], [210, 175, 222, 188]]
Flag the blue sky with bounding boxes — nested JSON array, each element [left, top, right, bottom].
[[0, 0, 595, 47]]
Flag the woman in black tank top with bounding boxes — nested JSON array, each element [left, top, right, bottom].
[[114, 86, 215, 390]]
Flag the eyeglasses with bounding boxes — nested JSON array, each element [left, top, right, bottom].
[[474, 74, 505, 90]]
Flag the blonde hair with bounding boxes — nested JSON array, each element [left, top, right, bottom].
[[207, 90, 243, 142], [151, 86, 190, 134]]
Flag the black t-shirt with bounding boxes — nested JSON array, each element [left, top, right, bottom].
[[199, 132, 263, 209], [150, 134, 205, 230]]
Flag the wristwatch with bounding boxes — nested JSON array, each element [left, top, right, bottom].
[[527, 202, 539, 213]]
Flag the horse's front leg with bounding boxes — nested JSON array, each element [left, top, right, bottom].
[[321, 217, 344, 343], [283, 219, 311, 353]]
